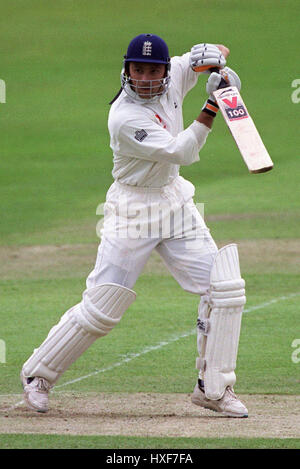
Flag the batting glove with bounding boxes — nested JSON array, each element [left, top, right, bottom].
[[202, 67, 242, 117], [190, 43, 226, 73], [219, 66, 241, 91]]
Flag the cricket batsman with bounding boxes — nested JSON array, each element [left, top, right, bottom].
[[21, 34, 248, 417]]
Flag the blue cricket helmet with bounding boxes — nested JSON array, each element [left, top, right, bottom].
[[124, 34, 170, 67], [109, 34, 171, 105]]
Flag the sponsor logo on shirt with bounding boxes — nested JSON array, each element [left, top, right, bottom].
[[134, 129, 148, 142]]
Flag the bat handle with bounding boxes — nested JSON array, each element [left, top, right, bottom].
[[210, 67, 228, 89]]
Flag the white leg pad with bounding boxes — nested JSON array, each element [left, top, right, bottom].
[[196, 244, 246, 400], [22, 283, 136, 384]]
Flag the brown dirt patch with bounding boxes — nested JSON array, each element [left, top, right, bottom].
[[0, 244, 98, 280], [231, 239, 300, 274], [1, 238, 299, 281], [1, 392, 299, 438]]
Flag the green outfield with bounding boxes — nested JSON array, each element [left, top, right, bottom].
[[0, 0, 299, 450]]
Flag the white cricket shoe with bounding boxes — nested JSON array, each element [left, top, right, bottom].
[[20, 371, 51, 413], [191, 381, 248, 418]]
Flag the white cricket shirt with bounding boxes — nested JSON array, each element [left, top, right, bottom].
[[108, 52, 211, 188]]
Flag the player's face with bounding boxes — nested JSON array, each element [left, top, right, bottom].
[[129, 62, 166, 99]]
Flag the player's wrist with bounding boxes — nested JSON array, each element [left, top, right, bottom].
[[190, 119, 212, 141], [202, 98, 219, 118]]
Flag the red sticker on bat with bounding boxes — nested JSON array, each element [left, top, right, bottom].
[[222, 97, 238, 108]]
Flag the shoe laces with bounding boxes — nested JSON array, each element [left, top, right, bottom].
[[37, 377, 50, 392], [224, 386, 238, 402]]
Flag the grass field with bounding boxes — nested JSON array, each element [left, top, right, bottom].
[[0, 0, 300, 450]]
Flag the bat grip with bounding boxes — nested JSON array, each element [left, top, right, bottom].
[[210, 67, 228, 89]]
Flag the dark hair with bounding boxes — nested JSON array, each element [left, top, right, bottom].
[[109, 62, 130, 105], [109, 87, 123, 105]]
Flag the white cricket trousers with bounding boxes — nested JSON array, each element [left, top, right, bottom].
[[87, 176, 218, 295], [21, 175, 218, 386]]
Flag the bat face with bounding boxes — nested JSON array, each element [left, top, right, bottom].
[[213, 86, 273, 174]]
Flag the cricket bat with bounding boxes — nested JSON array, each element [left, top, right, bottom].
[[213, 82, 273, 174]]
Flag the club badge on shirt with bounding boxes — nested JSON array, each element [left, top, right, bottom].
[[134, 129, 148, 142]]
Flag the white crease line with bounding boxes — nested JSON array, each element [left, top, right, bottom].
[[243, 292, 300, 313], [3, 291, 300, 411], [50, 291, 300, 390], [54, 329, 194, 390]]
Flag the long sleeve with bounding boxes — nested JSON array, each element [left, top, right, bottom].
[[107, 49, 210, 187], [110, 110, 210, 167], [170, 52, 200, 99]]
